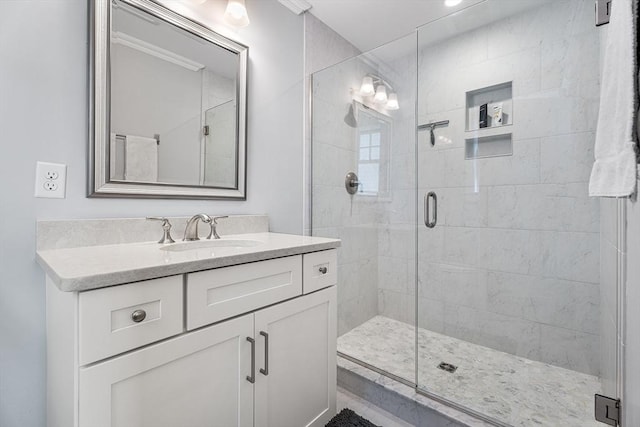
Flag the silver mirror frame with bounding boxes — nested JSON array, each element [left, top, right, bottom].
[[89, 0, 248, 199]]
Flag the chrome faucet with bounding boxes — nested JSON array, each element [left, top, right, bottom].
[[208, 216, 229, 239], [183, 214, 212, 241], [146, 217, 175, 244]]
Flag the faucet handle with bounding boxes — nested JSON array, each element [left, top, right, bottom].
[[207, 216, 229, 239], [213, 215, 229, 224], [146, 217, 175, 244]]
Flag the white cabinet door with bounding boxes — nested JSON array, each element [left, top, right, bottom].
[[254, 287, 337, 427], [79, 314, 254, 427]]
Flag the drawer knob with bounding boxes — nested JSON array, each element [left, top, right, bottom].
[[318, 266, 328, 274], [131, 309, 147, 323]]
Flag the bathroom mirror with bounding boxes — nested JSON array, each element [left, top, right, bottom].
[[89, 0, 247, 199]]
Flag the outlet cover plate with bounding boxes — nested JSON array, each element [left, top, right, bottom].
[[35, 161, 67, 199]]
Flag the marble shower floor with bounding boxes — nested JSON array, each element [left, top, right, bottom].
[[337, 316, 602, 427]]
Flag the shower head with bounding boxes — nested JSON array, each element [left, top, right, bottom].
[[343, 103, 358, 128]]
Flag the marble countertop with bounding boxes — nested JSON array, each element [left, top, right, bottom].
[[37, 232, 340, 292]]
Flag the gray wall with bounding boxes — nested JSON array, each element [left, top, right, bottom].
[[0, 0, 303, 425]]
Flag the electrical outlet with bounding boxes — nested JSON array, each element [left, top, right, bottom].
[[35, 161, 67, 199]]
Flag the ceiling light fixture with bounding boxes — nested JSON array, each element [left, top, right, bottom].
[[224, 0, 250, 27], [444, 0, 463, 7]]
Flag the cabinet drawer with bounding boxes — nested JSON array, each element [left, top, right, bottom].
[[303, 249, 337, 294], [79, 276, 183, 365], [186, 256, 302, 330]]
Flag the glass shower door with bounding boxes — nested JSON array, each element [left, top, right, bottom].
[[416, 1, 611, 426], [311, 34, 418, 385]]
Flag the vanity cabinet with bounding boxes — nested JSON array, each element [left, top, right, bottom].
[[46, 249, 337, 427], [79, 314, 255, 427]]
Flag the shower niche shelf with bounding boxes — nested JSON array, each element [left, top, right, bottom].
[[465, 132, 512, 160], [465, 81, 512, 132]]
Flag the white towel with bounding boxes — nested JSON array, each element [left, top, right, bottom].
[[124, 135, 158, 182], [589, 0, 638, 197]]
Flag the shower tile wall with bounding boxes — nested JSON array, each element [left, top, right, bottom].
[[312, 57, 383, 336], [378, 0, 601, 375]]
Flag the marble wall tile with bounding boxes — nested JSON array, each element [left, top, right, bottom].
[[385, 189, 417, 224], [378, 256, 410, 295], [538, 324, 599, 375], [418, 297, 445, 333], [312, 185, 349, 228], [338, 225, 378, 264], [462, 47, 542, 99], [339, 257, 377, 303], [378, 289, 415, 326], [390, 153, 417, 191], [312, 97, 357, 147], [540, 132, 595, 184], [476, 228, 543, 276], [442, 304, 542, 362], [378, 225, 412, 260], [541, 33, 600, 96], [419, 262, 487, 311], [487, 183, 599, 233], [443, 227, 479, 267], [516, 93, 599, 138], [486, 271, 599, 335], [486, 0, 593, 61], [470, 139, 541, 187], [339, 292, 379, 337], [540, 231, 599, 284], [439, 187, 489, 228], [313, 141, 356, 187]]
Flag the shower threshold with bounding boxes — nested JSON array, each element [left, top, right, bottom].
[[337, 316, 602, 427]]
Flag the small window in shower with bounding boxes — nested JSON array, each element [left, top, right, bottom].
[[355, 103, 391, 197]]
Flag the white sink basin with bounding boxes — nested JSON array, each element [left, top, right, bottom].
[[160, 239, 263, 252]]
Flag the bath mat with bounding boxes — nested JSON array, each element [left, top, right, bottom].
[[325, 408, 381, 427]]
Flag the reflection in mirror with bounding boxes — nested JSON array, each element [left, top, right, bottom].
[[111, 0, 237, 187], [90, 0, 247, 199]]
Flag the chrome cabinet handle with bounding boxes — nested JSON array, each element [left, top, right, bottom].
[[259, 331, 269, 376], [424, 192, 437, 228], [318, 266, 328, 274], [246, 337, 255, 383], [131, 309, 146, 323]]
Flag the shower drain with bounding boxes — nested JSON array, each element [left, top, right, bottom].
[[437, 362, 458, 373]]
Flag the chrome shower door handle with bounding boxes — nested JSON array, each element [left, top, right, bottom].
[[424, 191, 437, 228]]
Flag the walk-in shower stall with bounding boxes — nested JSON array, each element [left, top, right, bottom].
[[311, 1, 618, 425]]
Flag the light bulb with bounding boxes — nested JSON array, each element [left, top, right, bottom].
[[360, 77, 375, 97], [374, 85, 387, 104], [386, 93, 399, 110], [444, 0, 462, 7], [224, 0, 250, 27]]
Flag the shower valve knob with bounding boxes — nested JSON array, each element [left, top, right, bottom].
[[345, 172, 361, 195]]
